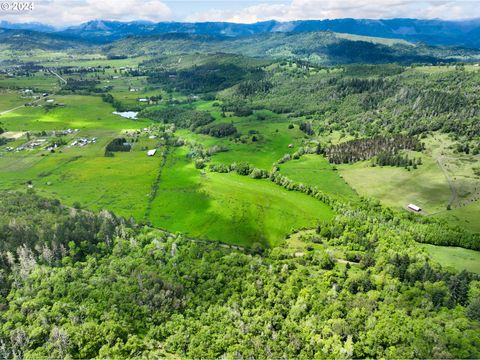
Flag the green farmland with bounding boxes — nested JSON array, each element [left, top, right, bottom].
[[1, 21, 480, 359]]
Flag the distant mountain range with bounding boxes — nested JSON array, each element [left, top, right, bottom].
[[1, 18, 480, 48]]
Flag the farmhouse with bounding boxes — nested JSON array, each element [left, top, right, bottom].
[[147, 149, 157, 156], [407, 204, 422, 212]]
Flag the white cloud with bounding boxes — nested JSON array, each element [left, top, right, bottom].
[[1, 0, 479, 26], [186, 0, 480, 23], [1, 0, 172, 26]]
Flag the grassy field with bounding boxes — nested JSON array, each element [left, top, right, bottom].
[[0, 95, 150, 131], [148, 147, 334, 247], [423, 244, 480, 274], [177, 110, 306, 169], [338, 151, 451, 214], [437, 200, 480, 233], [0, 90, 30, 111], [0, 131, 161, 220], [279, 154, 358, 199], [0, 73, 59, 91]]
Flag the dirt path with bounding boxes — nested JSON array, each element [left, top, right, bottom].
[[436, 156, 457, 208]]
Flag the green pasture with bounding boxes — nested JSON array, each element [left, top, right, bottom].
[[148, 147, 334, 247], [0, 132, 161, 220], [40, 56, 148, 68], [437, 200, 480, 234], [423, 244, 480, 274], [279, 154, 358, 199], [177, 113, 306, 169], [0, 73, 59, 91], [0, 91, 27, 112], [338, 152, 451, 214], [0, 95, 150, 132]]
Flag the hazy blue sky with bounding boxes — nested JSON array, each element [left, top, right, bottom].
[[1, 0, 479, 26]]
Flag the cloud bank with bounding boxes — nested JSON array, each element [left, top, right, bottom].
[[186, 0, 480, 23], [0, 0, 172, 26], [1, 0, 479, 26]]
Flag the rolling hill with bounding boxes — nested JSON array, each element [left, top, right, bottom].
[[104, 31, 476, 65], [11, 18, 480, 49]]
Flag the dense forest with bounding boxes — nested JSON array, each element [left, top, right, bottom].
[[0, 191, 478, 358], [324, 135, 423, 164], [219, 63, 480, 146]]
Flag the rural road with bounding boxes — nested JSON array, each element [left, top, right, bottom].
[[49, 69, 68, 85]]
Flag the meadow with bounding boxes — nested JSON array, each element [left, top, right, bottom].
[[279, 154, 358, 199], [337, 151, 451, 214], [148, 147, 334, 247], [0, 95, 150, 131], [423, 244, 480, 274]]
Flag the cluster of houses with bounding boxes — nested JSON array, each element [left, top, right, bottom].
[[53, 129, 79, 136], [71, 137, 97, 147], [7, 139, 48, 152]]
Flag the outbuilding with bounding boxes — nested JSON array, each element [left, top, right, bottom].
[[147, 149, 157, 156], [407, 204, 421, 212]]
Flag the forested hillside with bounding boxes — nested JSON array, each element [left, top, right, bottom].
[[0, 191, 479, 358], [1, 27, 477, 65], [219, 63, 480, 144], [5, 18, 480, 48], [104, 31, 477, 65]]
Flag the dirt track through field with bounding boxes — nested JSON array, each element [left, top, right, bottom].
[[436, 156, 457, 208]]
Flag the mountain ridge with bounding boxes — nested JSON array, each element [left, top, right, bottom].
[[2, 18, 480, 48]]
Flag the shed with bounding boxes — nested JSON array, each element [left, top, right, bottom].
[[147, 149, 157, 156], [407, 204, 421, 212]]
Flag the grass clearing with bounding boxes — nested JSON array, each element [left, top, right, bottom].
[[338, 151, 451, 214], [423, 244, 480, 274], [437, 200, 480, 233], [279, 154, 358, 199], [177, 113, 306, 169]]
